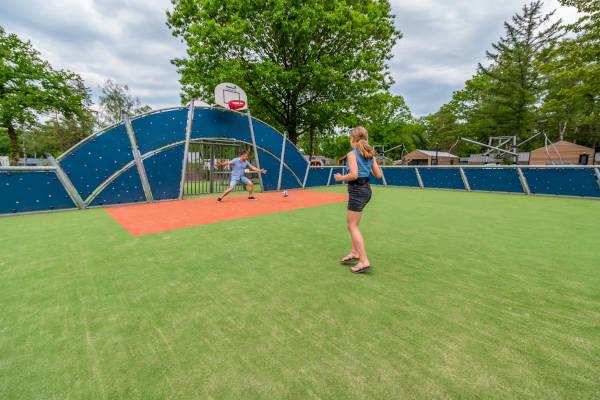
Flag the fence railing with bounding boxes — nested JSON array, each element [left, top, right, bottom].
[[303, 165, 600, 199]]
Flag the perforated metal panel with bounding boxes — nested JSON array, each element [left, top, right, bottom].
[[60, 125, 133, 201], [132, 109, 187, 154], [255, 149, 301, 191], [464, 168, 524, 193], [329, 167, 345, 185], [0, 171, 76, 214], [417, 168, 465, 190], [305, 168, 331, 187], [144, 145, 185, 200], [522, 168, 600, 197], [88, 166, 145, 206], [380, 167, 420, 187]]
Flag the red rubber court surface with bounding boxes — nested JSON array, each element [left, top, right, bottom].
[[104, 190, 348, 236]]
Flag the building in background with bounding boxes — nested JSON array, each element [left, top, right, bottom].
[[529, 141, 594, 165], [398, 150, 459, 166]]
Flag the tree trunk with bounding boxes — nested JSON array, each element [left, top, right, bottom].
[[7, 121, 20, 166]]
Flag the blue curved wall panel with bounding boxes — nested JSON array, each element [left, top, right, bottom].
[[0, 171, 76, 214], [89, 167, 145, 206], [132, 109, 187, 154], [418, 168, 465, 190], [329, 167, 345, 185], [381, 167, 419, 187], [255, 149, 281, 191], [522, 168, 600, 197], [464, 168, 524, 193], [144, 145, 185, 200], [283, 141, 308, 178], [191, 109, 252, 143], [60, 125, 133, 200]]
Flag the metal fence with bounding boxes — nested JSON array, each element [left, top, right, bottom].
[[303, 165, 600, 199]]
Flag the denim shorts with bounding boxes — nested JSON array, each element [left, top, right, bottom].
[[347, 177, 372, 212], [229, 176, 251, 188]]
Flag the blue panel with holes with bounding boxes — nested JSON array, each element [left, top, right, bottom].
[[380, 167, 420, 187], [522, 168, 600, 197], [255, 149, 282, 191], [283, 140, 308, 178], [132, 109, 187, 154], [60, 124, 134, 201], [191, 108, 252, 143], [144, 145, 185, 200], [329, 167, 345, 185], [304, 168, 331, 187], [0, 171, 76, 214], [418, 168, 465, 190], [89, 166, 146, 206], [464, 168, 524, 193]]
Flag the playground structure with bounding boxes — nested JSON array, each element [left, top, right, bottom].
[[2, 84, 600, 216]]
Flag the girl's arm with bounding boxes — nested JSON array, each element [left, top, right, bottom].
[[334, 152, 358, 182], [371, 158, 383, 179]]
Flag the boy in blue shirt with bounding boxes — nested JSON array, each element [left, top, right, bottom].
[[216, 150, 266, 202]]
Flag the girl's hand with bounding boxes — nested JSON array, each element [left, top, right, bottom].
[[334, 173, 343, 182]]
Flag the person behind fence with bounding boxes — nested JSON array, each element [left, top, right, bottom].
[[334, 126, 382, 274], [216, 150, 266, 202]]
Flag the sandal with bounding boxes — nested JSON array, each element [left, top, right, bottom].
[[350, 265, 372, 274], [340, 255, 359, 264]]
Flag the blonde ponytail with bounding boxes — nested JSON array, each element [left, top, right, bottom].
[[351, 126, 376, 160]]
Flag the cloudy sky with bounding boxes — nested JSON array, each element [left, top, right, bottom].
[[0, 0, 581, 116]]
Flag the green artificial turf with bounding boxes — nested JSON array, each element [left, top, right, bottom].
[[0, 187, 598, 399]]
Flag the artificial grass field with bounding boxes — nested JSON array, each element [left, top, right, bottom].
[[1, 187, 598, 399]]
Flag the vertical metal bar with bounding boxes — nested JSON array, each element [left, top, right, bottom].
[[594, 167, 600, 189], [246, 109, 264, 191], [210, 144, 215, 193], [302, 163, 311, 189], [277, 133, 287, 191], [414, 167, 424, 188], [178, 100, 195, 199], [123, 110, 153, 202], [517, 167, 530, 195], [327, 168, 333, 186], [459, 167, 471, 191], [380, 166, 388, 186], [45, 154, 85, 209], [513, 136, 518, 165]]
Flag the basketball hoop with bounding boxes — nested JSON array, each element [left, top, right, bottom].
[[228, 100, 246, 110]]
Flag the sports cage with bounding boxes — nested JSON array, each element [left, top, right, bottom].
[[2, 104, 600, 216]]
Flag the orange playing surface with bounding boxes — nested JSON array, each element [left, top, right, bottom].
[[104, 190, 348, 236]]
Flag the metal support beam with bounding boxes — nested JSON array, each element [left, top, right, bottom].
[[46, 154, 85, 209], [327, 168, 333, 186], [517, 167, 530, 195], [123, 110, 153, 202], [277, 133, 287, 191], [302, 163, 310, 189], [414, 168, 424, 188], [459, 167, 471, 191], [594, 168, 600, 189], [246, 109, 264, 191], [381, 167, 388, 186], [457, 136, 517, 156], [178, 100, 195, 200]]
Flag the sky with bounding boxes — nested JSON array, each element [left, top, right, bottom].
[[0, 0, 582, 117]]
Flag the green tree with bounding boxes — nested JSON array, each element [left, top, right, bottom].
[[477, 1, 562, 141], [539, 0, 600, 148], [0, 27, 90, 165], [166, 0, 401, 144], [98, 79, 152, 127]]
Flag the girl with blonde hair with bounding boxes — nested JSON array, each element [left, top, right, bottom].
[[334, 126, 382, 273]]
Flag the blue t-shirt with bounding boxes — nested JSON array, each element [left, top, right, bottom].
[[231, 157, 251, 180], [347, 149, 373, 178]]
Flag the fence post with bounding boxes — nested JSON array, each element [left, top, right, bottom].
[[381, 166, 388, 186], [517, 167, 530, 195], [302, 163, 310, 189], [277, 133, 287, 191], [246, 109, 264, 191], [178, 100, 195, 200], [459, 167, 471, 191], [45, 154, 85, 209], [123, 110, 153, 202], [414, 167, 424, 188], [594, 167, 600, 189]]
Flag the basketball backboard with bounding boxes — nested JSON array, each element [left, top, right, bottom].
[[214, 83, 248, 110]]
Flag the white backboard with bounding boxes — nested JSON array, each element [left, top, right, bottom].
[[214, 83, 248, 110]]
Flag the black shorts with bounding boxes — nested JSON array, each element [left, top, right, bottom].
[[347, 177, 372, 212]]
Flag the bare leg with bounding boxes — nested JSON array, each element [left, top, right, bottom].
[[247, 181, 254, 196], [220, 187, 234, 199], [347, 210, 370, 271]]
